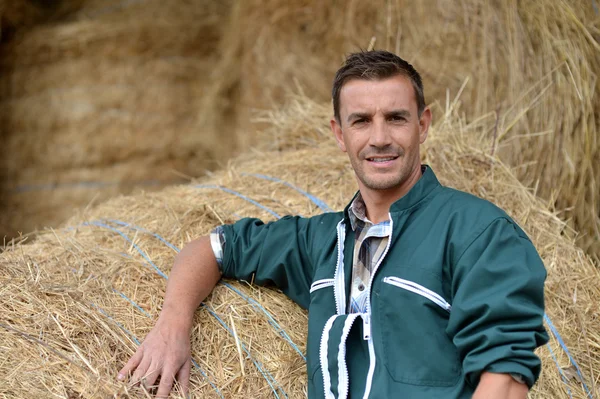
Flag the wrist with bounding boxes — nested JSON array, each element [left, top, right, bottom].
[[157, 304, 195, 332]]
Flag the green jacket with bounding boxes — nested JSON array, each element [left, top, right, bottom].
[[220, 166, 548, 398]]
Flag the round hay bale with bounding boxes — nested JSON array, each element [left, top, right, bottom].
[[1, 96, 598, 398]]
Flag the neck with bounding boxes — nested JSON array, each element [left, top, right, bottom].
[[360, 166, 423, 224]]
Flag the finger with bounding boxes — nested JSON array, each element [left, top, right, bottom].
[[131, 355, 152, 386], [176, 358, 192, 397], [118, 347, 144, 381], [142, 360, 162, 390], [155, 367, 176, 399]]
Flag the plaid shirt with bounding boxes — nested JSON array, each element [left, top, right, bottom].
[[347, 193, 391, 313], [209, 194, 392, 314]]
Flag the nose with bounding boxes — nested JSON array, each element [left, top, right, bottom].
[[369, 118, 392, 148]]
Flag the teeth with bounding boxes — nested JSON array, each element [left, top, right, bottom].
[[369, 157, 395, 162]]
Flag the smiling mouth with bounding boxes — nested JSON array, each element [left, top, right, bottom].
[[366, 156, 398, 162]]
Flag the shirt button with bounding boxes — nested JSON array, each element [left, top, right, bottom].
[[358, 284, 365, 291]]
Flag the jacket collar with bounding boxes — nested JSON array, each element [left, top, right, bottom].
[[343, 165, 440, 221]]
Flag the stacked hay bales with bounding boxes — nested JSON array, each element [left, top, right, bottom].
[[1, 97, 598, 398], [0, 0, 235, 238], [0, 0, 45, 39], [3, 0, 599, 261]]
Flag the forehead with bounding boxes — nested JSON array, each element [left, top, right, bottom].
[[339, 75, 417, 116]]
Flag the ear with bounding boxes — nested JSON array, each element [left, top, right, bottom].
[[330, 117, 347, 152], [418, 107, 432, 144]]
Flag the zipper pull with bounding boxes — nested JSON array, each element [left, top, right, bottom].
[[363, 313, 371, 340]]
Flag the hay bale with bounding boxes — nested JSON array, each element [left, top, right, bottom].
[[217, 0, 600, 260], [4, 0, 598, 262], [1, 96, 598, 398], [0, 0, 236, 238], [0, 0, 45, 40]]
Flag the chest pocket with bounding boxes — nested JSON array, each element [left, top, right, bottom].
[[376, 273, 462, 387]]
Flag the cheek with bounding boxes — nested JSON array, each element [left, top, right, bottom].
[[345, 136, 364, 154]]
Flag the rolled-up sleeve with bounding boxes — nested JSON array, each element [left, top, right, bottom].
[[210, 225, 226, 272], [447, 217, 549, 388]]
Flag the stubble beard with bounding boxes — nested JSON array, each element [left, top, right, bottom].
[[350, 149, 413, 191]]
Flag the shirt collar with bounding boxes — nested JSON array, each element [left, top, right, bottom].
[[348, 193, 370, 231], [344, 165, 441, 224]]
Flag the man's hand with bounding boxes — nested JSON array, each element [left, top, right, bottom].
[[473, 372, 528, 399], [118, 315, 192, 397], [117, 236, 222, 398]]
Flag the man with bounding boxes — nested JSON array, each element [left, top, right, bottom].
[[118, 50, 548, 398]]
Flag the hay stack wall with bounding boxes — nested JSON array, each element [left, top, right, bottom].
[[2, 0, 599, 261], [0, 0, 236, 238], [1, 97, 598, 398]]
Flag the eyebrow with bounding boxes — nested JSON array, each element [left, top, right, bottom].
[[346, 109, 412, 123], [385, 109, 411, 119], [347, 112, 371, 123]]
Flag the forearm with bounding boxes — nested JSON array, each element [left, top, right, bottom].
[[473, 372, 528, 399], [158, 236, 221, 331]]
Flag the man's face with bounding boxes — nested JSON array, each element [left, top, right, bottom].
[[330, 75, 431, 196]]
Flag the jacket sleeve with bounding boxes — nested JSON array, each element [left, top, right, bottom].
[[220, 216, 314, 309], [446, 217, 549, 389]]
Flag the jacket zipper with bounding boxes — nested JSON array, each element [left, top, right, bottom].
[[333, 220, 346, 315], [310, 278, 335, 294], [363, 214, 393, 340], [360, 214, 393, 399], [383, 276, 452, 312]]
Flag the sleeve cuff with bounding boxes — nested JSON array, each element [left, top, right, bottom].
[[209, 225, 226, 273], [484, 361, 537, 388]]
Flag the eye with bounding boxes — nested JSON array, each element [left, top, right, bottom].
[[389, 115, 406, 122], [353, 118, 368, 125]]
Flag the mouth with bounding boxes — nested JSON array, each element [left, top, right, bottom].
[[366, 156, 399, 163]]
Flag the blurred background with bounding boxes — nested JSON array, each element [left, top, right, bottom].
[[0, 0, 599, 262]]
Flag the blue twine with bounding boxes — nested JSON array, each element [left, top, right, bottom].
[[103, 219, 306, 361], [221, 281, 306, 361], [90, 303, 141, 346], [242, 173, 334, 213], [194, 185, 281, 219], [201, 304, 287, 399], [84, 221, 168, 280], [189, 358, 223, 398], [105, 219, 180, 253], [544, 313, 593, 398], [90, 300, 223, 398], [92, 222, 284, 397], [546, 343, 574, 398], [109, 288, 223, 397], [112, 289, 152, 318], [69, 261, 222, 396]]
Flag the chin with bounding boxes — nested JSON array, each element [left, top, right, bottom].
[[363, 177, 405, 191]]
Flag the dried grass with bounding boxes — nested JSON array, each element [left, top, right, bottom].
[[2, 0, 598, 260], [215, 0, 600, 260], [0, 0, 235, 237], [1, 95, 598, 398]]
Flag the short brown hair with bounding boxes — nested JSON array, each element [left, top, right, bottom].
[[332, 50, 426, 122]]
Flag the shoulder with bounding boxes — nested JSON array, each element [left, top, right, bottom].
[[433, 186, 519, 228], [425, 186, 533, 257]]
